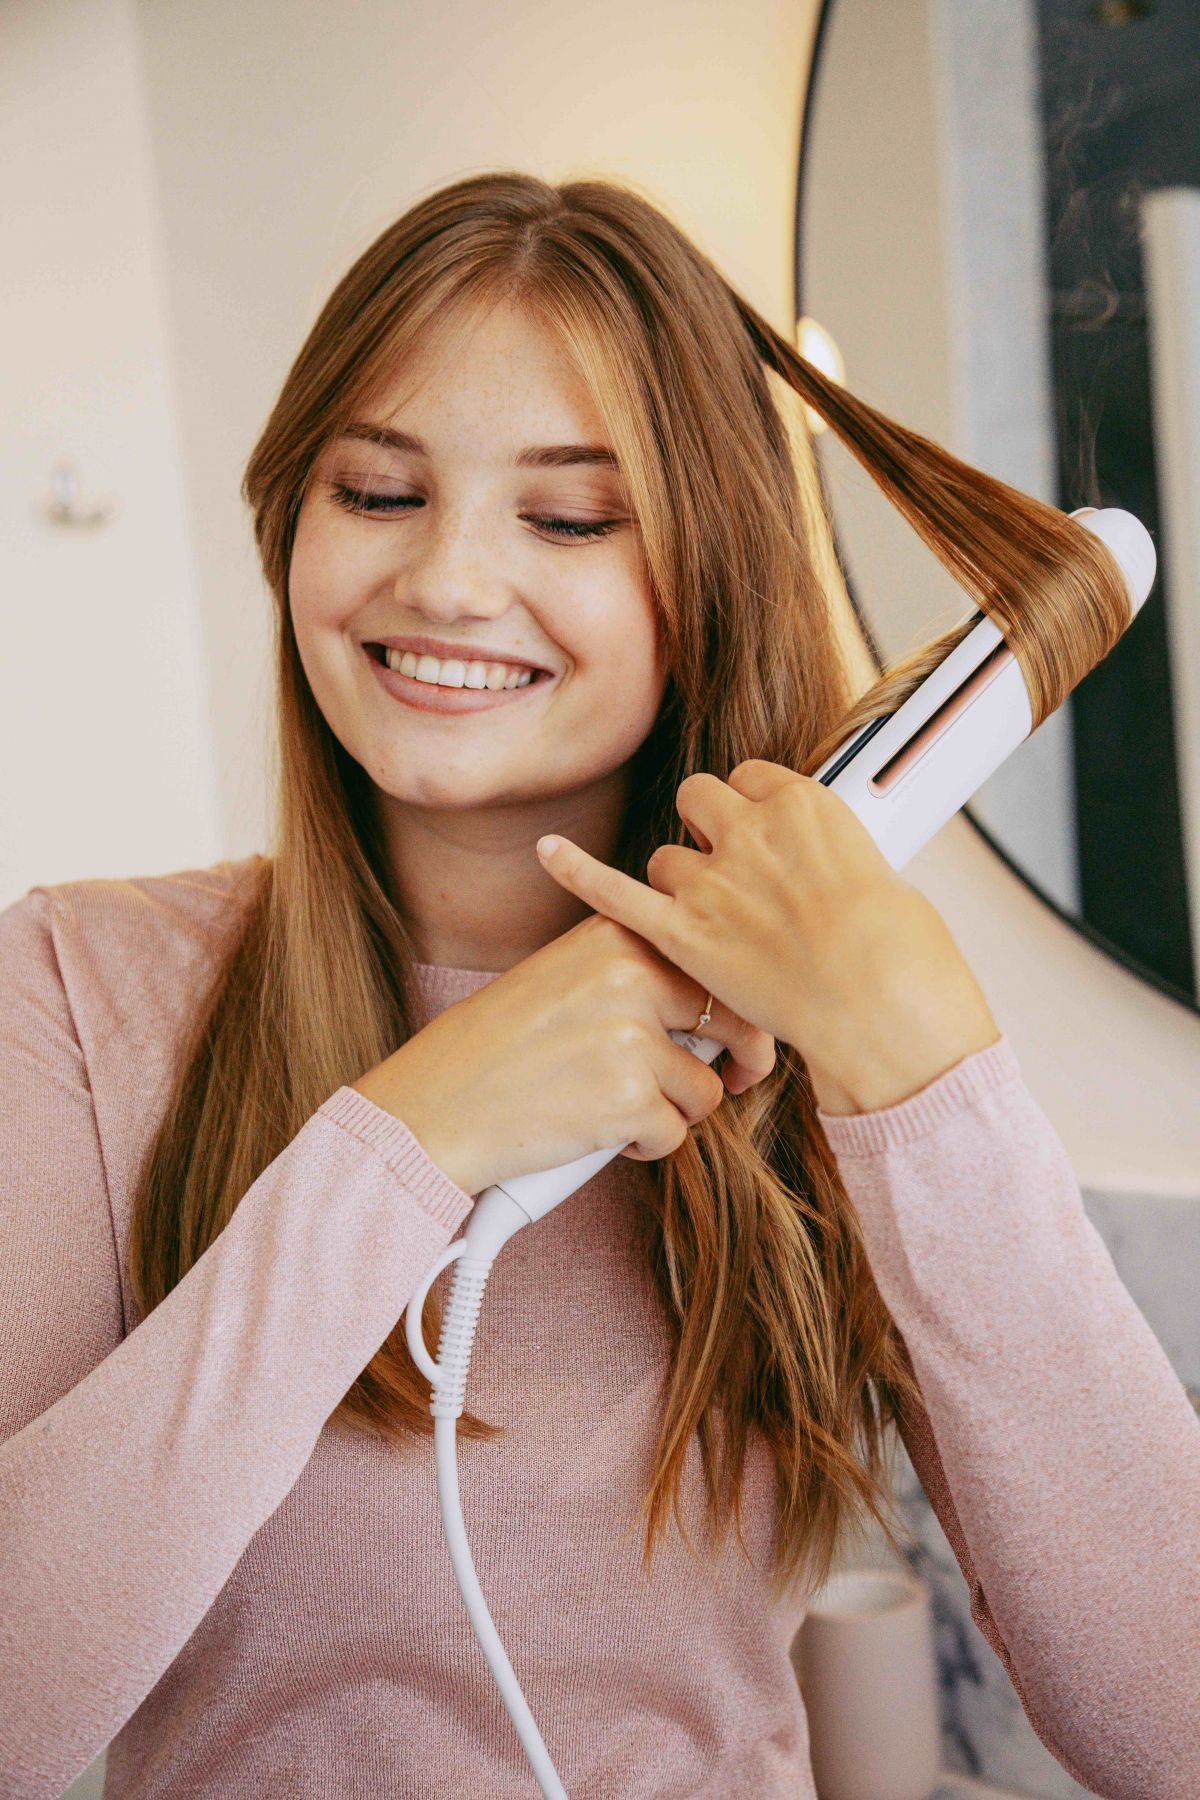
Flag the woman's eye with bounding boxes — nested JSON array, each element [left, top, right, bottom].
[[330, 484, 419, 516], [329, 483, 620, 542], [530, 515, 621, 541]]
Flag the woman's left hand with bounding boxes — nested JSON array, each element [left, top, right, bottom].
[[536, 759, 1001, 1115]]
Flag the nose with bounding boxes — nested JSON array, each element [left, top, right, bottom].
[[396, 501, 513, 628]]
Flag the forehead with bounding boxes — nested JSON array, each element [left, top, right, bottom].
[[353, 298, 617, 465]]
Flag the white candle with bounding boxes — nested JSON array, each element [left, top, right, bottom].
[[791, 1566, 941, 1800]]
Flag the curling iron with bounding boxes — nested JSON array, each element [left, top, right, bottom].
[[404, 504, 1156, 1800]]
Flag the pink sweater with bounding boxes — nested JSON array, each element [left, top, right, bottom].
[[1, 856, 1197, 1800]]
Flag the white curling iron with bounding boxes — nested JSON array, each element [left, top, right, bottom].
[[405, 504, 1156, 1800]]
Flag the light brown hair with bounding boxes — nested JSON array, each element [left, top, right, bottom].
[[128, 171, 1130, 1603]]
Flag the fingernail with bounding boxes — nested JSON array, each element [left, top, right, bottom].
[[537, 835, 561, 857]]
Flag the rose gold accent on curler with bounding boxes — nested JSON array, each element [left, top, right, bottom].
[[867, 640, 1016, 795]]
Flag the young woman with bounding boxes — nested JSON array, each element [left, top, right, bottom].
[[2, 173, 1197, 1800]]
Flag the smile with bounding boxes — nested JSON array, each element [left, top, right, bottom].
[[363, 643, 555, 714]]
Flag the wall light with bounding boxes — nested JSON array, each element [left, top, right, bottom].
[[795, 315, 845, 435]]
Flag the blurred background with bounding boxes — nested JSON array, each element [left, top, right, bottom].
[[4, 1, 1198, 1797]]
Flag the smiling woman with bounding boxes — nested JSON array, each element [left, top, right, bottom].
[[4, 165, 1195, 1800], [284, 288, 668, 958]]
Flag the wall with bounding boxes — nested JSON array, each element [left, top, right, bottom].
[[0, 0, 223, 898]]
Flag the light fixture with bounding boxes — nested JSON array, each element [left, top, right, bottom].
[[794, 315, 845, 435]]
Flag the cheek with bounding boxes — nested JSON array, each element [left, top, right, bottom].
[[289, 513, 353, 638], [575, 577, 665, 730], [288, 510, 325, 641], [286, 512, 372, 722]]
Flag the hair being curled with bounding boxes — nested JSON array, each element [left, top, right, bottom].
[[128, 171, 1131, 1604]]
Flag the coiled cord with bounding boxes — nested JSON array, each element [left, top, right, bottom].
[[406, 1244, 569, 1800]]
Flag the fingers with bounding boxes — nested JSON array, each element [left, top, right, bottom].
[[538, 833, 678, 960], [617, 1007, 776, 1166], [674, 770, 751, 839], [619, 1035, 725, 1161], [659, 1033, 727, 1124], [724, 759, 808, 801], [666, 978, 776, 1091]]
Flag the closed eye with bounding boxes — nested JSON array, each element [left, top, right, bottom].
[[328, 483, 622, 542]]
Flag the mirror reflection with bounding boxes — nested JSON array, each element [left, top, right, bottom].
[[798, 0, 1200, 1011]]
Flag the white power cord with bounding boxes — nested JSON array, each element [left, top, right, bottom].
[[403, 1044, 726, 1797], [406, 1191, 570, 1800]]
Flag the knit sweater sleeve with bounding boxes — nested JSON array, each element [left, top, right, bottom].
[[816, 1033, 1200, 1800], [0, 888, 477, 1800]]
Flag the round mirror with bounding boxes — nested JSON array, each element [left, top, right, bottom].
[[796, 0, 1200, 1013]]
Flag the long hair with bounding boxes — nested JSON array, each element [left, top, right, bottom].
[[127, 171, 1131, 1605]]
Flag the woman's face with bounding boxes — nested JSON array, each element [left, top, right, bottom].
[[289, 299, 667, 823]]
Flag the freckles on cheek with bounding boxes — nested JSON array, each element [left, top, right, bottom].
[[292, 554, 355, 643], [291, 501, 375, 635]]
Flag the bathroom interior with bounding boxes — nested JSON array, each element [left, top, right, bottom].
[[4, 0, 1199, 1795]]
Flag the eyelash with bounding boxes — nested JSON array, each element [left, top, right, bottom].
[[328, 483, 621, 542]]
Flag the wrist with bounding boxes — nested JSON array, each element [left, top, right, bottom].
[[350, 1064, 482, 1197], [804, 1013, 1002, 1118]]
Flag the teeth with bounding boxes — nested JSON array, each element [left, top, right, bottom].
[[384, 648, 535, 689]]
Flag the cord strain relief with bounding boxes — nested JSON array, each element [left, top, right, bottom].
[[430, 1254, 492, 1419]]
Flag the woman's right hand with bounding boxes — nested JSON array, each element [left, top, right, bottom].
[[349, 912, 778, 1197]]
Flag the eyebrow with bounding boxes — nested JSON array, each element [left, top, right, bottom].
[[336, 421, 621, 472]]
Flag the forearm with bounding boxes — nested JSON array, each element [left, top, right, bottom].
[[817, 1044, 1200, 1795], [1, 1094, 473, 1796]]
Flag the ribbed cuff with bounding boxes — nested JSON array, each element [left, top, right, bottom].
[[816, 1032, 1024, 1157], [316, 1084, 475, 1229]]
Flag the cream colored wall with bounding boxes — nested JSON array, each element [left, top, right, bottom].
[[0, 0, 223, 899]]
